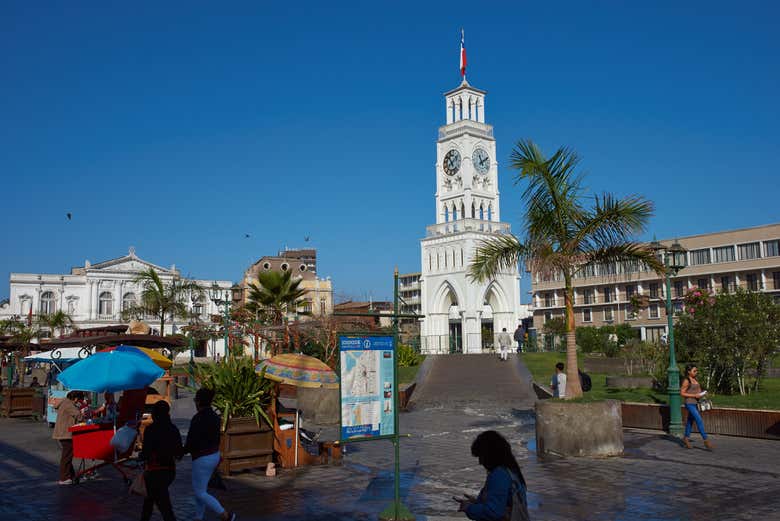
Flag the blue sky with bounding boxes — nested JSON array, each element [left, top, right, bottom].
[[2, 1, 778, 303]]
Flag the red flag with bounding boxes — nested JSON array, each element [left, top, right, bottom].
[[459, 29, 467, 77]]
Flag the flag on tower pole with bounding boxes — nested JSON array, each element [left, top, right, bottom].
[[459, 29, 467, 78]]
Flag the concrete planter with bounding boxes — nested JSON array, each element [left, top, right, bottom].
[[605, 375, 655, 389], [535, 400, 624, 457]]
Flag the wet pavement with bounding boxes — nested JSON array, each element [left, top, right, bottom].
[[1, 356, 779, 520]]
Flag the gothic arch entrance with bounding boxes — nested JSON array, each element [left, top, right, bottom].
[[432, 281, 464, 353]]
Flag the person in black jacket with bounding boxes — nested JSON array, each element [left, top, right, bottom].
[[140, 400, 183, 521], [185, 388, 236, 521]]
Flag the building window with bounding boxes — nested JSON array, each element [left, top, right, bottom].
[[689, 248, 711, 266], [674, 281, 685, 298], [765, 240, 780, 257], [600, 262, 617, 276], [713, 245, 735, 263], [39, 291, 56, 315], [720, 276, 732, 293], [604, 307, 614, 322], [774, 272, 780, 291], [649, 304, 660, 319], [544, 311, 552, 323], [696, 278, 709, 291], [625, 285, 636, 300], [673, 301, 683, 314], [583, 308, 592, 322], [99, 291, 113, 317], [649, 283, 659, 299], [738, 242, 761, 261], [192, 297, 203, 316], [583, 289, 594, 305], [320, 298, 327, 315], [122, 292, 137, 312], [746, 273, 759, 291], [301, 300, 313, 314], [603, 287, 613, 303], [579, 263, 596, 278], [544, 293, 554, 307]]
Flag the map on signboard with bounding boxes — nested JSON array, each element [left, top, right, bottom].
[[343, 350, 378, 397], [339, 335, 396, 440]]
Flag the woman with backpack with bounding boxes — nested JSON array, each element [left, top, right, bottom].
[[455, 430, 530, 521]]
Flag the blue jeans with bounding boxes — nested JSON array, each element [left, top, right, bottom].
[[684, 403, 708, 440], [192, 452, 225, 519]]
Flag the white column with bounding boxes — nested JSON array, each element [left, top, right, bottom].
[[761, 269, 766, 291], [446, 99, 453, 124]]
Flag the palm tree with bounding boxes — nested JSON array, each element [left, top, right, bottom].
[[37, 310, 75, 339], [246, 270, 308, 326], [469, 140, 664, 398], [122, 268, 203, 336]]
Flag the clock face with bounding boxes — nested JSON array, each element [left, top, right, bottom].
[[443, 149, 461, 176], [473, 148, 490, 175]]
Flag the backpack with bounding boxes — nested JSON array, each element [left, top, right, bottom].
[[579, 370, 592, 392]]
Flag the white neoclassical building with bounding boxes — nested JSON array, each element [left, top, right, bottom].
[[420, 78, 522, 354], [0, 248, 233, 357]]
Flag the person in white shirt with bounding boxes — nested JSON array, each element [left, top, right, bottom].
[[497, 328, 513, 361], [551, 362, 567, 398]]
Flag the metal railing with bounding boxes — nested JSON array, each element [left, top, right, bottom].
[[426, 219, 511, 237]]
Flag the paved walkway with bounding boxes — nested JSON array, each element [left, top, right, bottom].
[[1, 354, 779, 520]]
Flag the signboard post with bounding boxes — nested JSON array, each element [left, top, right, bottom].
[[336, 268, 416, 521]]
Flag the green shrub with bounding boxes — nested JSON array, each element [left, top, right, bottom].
[[189, 356, 274, 430], [398, 344, 423, 367]]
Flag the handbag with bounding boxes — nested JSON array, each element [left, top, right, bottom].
[[129, 471, 147, 497], [697, 398, 713, 412]]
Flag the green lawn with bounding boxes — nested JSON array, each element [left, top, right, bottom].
[[521, 352, 780, 410], [398, 364, 422, 385]]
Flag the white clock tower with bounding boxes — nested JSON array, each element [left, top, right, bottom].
[[419, 77, 521, 354]]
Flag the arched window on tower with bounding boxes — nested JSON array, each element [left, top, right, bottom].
[[479, 204, 484, 220], [461, 248, 464, 266], [488, 204, 493, 221], [444, 206, 449, 222], [471, 202, 475, 218], [452, 203, 458, 221], [461, 202, 465, 220]]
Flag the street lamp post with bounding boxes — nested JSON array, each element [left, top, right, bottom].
[[650, 239, 688, 437], [210, 283, 231, 359]]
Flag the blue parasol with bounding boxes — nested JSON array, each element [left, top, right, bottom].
[[57, 347, 165, 393]]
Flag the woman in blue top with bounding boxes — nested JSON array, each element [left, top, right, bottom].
[[455, 430, 529, 521]]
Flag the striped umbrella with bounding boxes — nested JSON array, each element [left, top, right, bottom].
[[256, 353, 338, 389]]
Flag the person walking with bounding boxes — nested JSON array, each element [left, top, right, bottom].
[[140, 400, 183, 521], [513, 324, 525, 353], [681, 364, 713, 450], [455, 430, 529, 521], [551, 362, 566, 398], [185, 388, 236, 521], [497, 328, 512, 362], [52, 390, 83, 485]]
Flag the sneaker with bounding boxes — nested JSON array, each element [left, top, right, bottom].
[[58, 479, 73, 485], [682, 437, 692, 449]]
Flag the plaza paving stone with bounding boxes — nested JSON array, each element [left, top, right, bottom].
[[1, 354, 779, 520]]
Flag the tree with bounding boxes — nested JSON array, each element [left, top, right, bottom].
[[676, 288, 779, 395], [121, 268, 203, 336], [246, 270, 308, 326], [469, 140, 663, 398], [542, 317, 567, 351], [37, 310, 75, 339]]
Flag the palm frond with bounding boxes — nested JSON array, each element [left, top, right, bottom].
[[580, 243, 665, 276], [468, 235, 527, 282], [573, 193, 654, 251]]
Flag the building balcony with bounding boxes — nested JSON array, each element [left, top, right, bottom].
[[438, 119, 493, 140], [426, 219, 510, 238]]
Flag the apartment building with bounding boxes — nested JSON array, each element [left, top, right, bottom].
[[530, 223, 780, 343], [398, 272, 422, 317], [239, 248, 333, 318]]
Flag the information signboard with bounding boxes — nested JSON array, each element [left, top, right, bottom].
[[339, 335, 396, 441]]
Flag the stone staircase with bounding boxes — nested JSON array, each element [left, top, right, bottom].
[[408, 353, 535, 409]]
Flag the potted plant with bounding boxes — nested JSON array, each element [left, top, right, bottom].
[[189, 356, 275, 475]]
